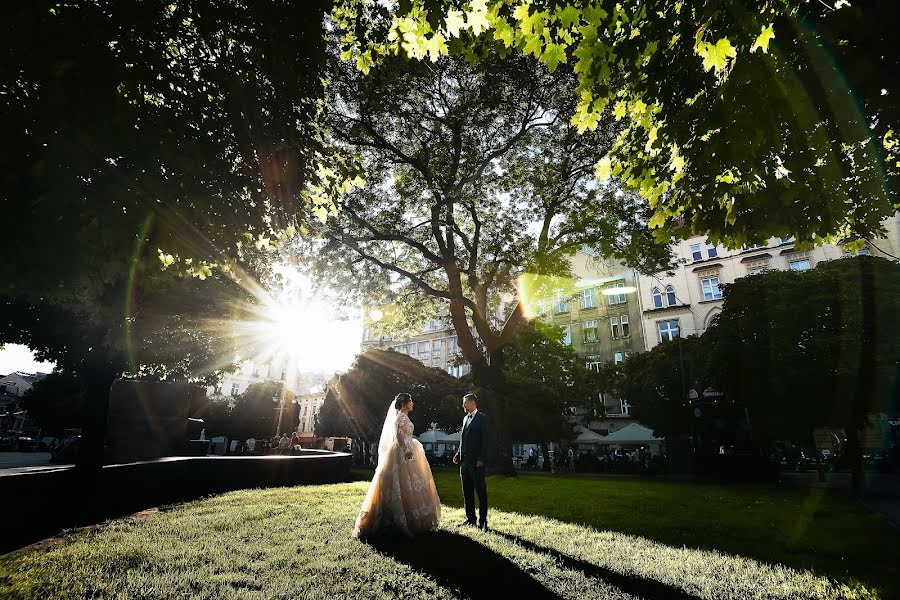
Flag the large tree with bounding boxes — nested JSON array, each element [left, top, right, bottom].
[[317, 348, 468, 443], [333, 0, 898, 247], [230, 380, 297, 441], [705, 256, 900, 492], [297, 49, 666, 470], [613, 335, 712, 439], [1, 1, 332, 466]]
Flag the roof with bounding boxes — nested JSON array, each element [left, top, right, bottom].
[[417, 429, 461, 443], [602, 423, 661, 443], [574, 425, 607, 442]]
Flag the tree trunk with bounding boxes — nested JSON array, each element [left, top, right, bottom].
[[471, 350, 515, 476], [76, 362, 119, 471], [849, 259, 875, 496]]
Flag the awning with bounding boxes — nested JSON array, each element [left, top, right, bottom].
[[601, 423, 661, 443], [574, 425, 607, 443]]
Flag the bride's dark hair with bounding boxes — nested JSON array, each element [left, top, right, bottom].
[[394, 392, 412, 410]]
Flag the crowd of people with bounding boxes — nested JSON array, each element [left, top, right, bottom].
[[234, 431, 306, 455]]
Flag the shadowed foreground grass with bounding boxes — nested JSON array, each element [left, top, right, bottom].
[[0, 476, 892, 599]]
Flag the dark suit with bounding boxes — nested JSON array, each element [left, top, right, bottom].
[[455, 410, 489, 526]]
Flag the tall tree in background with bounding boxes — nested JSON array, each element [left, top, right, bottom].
[[1, 1, 332, 466], [705, 256, 900, 493], [299, 50, 667, 470], [231, 380, 296, 441], [614, 336, 711, 439]]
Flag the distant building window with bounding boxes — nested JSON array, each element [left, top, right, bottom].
[[230, 383, 240, 396], [789, 258, 811, 271], [748, 266, 765, 276], [706, 243, 718, 258], [607, 282, 627, 305], [554, 296, 570, 314], [700, 276, 722, 301], [610, 316, 619, 338], [614, 352, 624, 364], [621, 315, 630, 337], [586, 361, 602, 372], [690, 244, 703, 261], [582, 320, 598, 343], [562, 324, 572, 346], [620, 398, 631, 416], [666, 285, 677, 307], [432, 339, 443, 356], [418, 341, 430, 360], [845, 246, 871, 257], [743, 243, 767, 251], [658, 320, 680, 342], [581, 287, 596, 309], [651, 287, 663, 309]]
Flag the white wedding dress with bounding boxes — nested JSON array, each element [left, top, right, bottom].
[[353, 407, 441, 538]]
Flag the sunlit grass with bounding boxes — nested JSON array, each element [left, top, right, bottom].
[[0, 476, 891, 599]]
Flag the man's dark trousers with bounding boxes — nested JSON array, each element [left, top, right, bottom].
[[460, 461, 487, 525]]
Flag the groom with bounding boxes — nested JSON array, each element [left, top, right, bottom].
[[453, 393, 489, 530]]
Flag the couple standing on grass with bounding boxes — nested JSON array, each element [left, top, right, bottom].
[[353, 392, 490, 538]]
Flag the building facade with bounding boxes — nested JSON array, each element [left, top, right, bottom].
[[525, 250, 646, 429], [296, 390, 326, 434], [637, 213, 900, 350], [362, 316, 471, 378]]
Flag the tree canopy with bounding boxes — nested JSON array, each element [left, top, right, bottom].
[[705, 256, 900, 444], [332, 0, 898, 247], [297, 49, 666, 382], [317, 348, 468, 441]]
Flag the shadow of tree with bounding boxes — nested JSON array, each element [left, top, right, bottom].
[[492, 530, 702, 600], [367, 530, 563, 600]]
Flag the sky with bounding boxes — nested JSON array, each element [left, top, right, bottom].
[[0, 344, 55, 376]]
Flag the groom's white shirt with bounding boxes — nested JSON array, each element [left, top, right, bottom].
[[463, 409, 478, 430]]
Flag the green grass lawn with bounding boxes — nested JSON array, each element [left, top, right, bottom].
[[0, 472, 895, 599], [429, 469, 899, 597]]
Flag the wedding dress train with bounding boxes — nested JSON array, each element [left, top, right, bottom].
[[353, 409, 441, 538]]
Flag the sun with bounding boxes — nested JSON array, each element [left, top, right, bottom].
[[236, 288, 362, 374]]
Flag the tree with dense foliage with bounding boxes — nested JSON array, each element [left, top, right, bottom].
[[613, 335, 711, 438], [333, 0, 898, 247], [705, 256, 900, 492], [317, 348, 468, 444], [298, 48, 667, 470], [1, 1, 333, 466], [230, 380, 297, 442], [22, 373, 86, 437]]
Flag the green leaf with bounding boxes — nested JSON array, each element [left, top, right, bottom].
[[444, 10, 466, 37], [750, 24, 774, 54], [466, 0, 489, 35], [541, 43, 567, 72], [356, 50, 374, 74], [595, 156, 613, 181], [425, 33, 448, 61], [556, 5, 581, 29], [648, 210, 667, 229], [613, 100, 627, 120], [523, 34, 544, 57], [698, 37, 737, 72]]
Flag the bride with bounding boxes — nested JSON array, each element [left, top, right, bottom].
[[353, 393, 441, 538]]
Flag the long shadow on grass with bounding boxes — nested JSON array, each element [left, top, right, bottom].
[[492, 530, 703, 600], [367, 530, 563, 600]]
